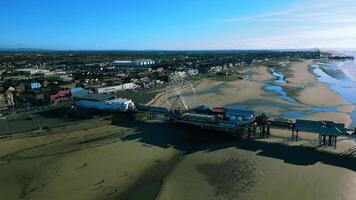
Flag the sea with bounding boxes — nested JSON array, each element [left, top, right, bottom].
[[313, 51, 356, 128]]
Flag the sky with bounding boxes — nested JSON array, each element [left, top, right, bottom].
[[1, 0, 356, 50]]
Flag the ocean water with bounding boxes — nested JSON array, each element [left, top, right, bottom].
[[334, 55, 356, 82], [312, 53, 356, 128]]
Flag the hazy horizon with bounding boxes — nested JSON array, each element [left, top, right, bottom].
[[1, 48, 356, 53]]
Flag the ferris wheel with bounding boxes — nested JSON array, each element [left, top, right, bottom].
[[164, 79, 197, 112]]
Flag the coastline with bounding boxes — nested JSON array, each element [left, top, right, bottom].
[[153, 59, 354, 127], [311, 60, 356, 128], [286, 60, 354, 127]]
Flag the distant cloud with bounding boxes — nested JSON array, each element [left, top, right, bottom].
[[222, 8, 300, 23], [218, 0, 356, 49], [222, 0, 356, 24]]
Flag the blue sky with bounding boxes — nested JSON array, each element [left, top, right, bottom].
[[1, 0, 356, 50]]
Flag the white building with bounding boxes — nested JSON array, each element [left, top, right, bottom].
[[75, 95, 135, 112], [96, 83, 139, 94], [187, 69, 199, 76], [15, 68, 50, 75], [5, 87, 15, 107], [170, 71, 187, 80], [112, 59, 155, 68]]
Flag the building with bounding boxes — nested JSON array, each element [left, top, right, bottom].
[[0, 94, 7, 110], [0, 82, 3, 92], [296, 119, 347, 134], [170, 71, 187, 80], [26, 82, 42, 90], [15, 84, 26, 92], [112, 59, 155, 68], [14, 68, 50, 75], [74, 93, 135, 112], [296, 119, 347, 147], [5, 87, 15, 107], [225, 109, 255, 123], [187, 69, 199, 76], [24, 90, 45, 104], [49, 89, 71, 103], [71, 87, 89, 98], [96, 83, 139, 94]]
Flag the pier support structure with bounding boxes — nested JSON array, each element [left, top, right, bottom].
[[291, 129, 299, 141], [318, 133, 337, 147], [247, 124, 269, 139], [259, 124, 270, 138]]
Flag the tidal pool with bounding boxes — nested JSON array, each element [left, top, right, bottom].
[[264, 85, 297, 103], [270, 68, 287, 83]]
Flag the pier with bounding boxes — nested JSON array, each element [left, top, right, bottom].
[[132, 104, 351, 144], [135, 104, 272, 139], [295, 119, 347, 147]]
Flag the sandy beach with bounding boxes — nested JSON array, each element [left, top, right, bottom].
[[154, 59, 354, 126], [0, 119, 183, 200], [157, 140, 356, 200], [1, 117, 355, 200], [1, 59, 356, 200]]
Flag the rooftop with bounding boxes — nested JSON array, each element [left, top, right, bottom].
[[74, 93, 113, 102], [296, 119, 347, 136], [15, 68, 50, 74], [107, 98, 133, 104]]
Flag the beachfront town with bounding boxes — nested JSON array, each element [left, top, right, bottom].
[[0, 50, 329, 112], [1, 50, 356, 200], [1, 50, 355, 142]]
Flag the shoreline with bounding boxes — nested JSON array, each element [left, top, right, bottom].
[[310, 61, 356, 128], [286, 60, 354, 127], [152, 59, 354, 127]]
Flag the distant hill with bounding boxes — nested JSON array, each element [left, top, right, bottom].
[[0, 47, 327, 54], [0, 48, 52, 52]]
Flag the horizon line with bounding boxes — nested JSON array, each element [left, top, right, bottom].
[[0, 47, 338, 52]]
